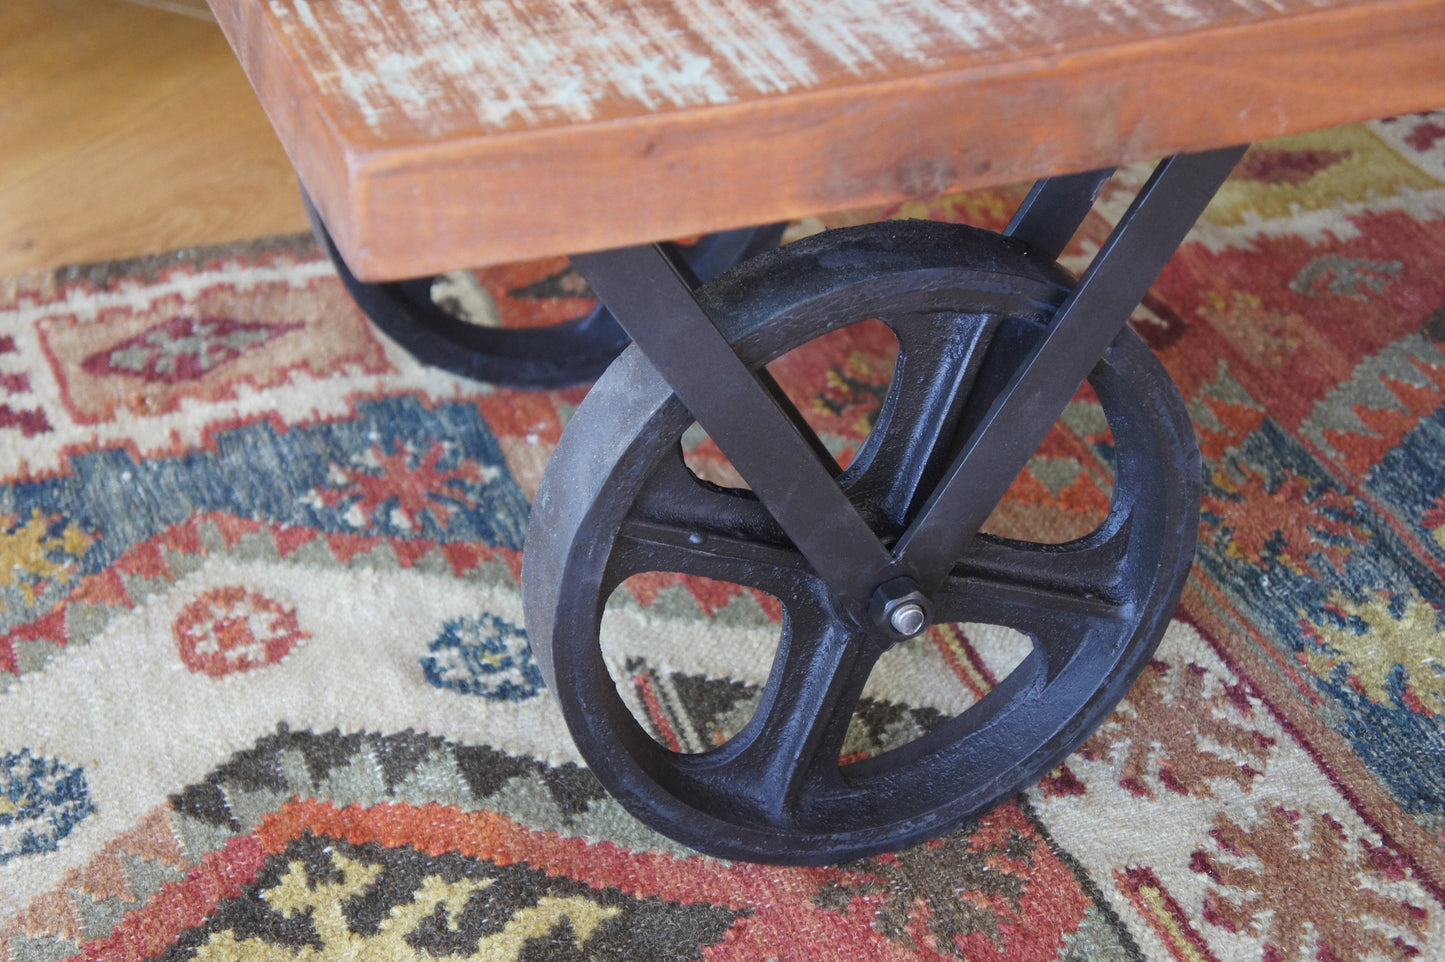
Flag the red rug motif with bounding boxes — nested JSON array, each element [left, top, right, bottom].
[[3, 114, 1445, 961]]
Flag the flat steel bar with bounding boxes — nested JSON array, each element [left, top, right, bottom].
[[895, 146, 1246, 594], [570, 244, 893, 601], [1005, 167, 1116, 260]]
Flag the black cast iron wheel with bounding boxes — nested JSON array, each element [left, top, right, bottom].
[[302, 189, 784, 389], [523, 219, 1200, 864]]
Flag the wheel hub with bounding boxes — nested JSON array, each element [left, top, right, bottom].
[[868, 578, 933, 642]]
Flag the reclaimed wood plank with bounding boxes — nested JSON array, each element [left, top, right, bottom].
[[208, 0, 1445, 278]]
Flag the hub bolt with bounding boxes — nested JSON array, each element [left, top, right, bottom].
[[868, 578, 933, 641], [889, 602, 927, 637]]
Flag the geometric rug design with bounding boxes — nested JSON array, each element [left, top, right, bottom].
[[4, 111, 1445, 960]]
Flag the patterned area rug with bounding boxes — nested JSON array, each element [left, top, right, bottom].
[[4, 113, 1445, 962]]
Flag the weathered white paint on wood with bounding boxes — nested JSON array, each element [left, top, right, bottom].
[[267, 0, 1325, 138]]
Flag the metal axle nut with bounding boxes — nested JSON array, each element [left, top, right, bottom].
[[889, 602, 927, 636], [869, 578, 933, 640]]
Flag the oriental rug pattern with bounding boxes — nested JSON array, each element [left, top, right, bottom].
[[3, 113, 1445, 961]]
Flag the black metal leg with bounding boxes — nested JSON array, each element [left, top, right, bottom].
[[1005, 166, 1116, 260], [894, 145, 1246, 595], [573, 146, 1244, 610], [568, 245, 892, 601]]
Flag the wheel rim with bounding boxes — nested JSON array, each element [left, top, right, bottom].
[[523, 220, 1200, 863]]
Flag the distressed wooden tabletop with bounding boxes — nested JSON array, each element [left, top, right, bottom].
[[210, 0, 1445, 278]]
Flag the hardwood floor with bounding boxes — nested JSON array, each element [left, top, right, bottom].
[[0, 0, 307, 276]]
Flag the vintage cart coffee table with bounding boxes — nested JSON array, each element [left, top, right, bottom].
[[206, 0, 1445, 864]]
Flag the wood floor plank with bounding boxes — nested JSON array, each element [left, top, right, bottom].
[[0, 0, 306, 275]]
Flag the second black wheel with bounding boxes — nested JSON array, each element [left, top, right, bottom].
[[303, 189, 784, 389]]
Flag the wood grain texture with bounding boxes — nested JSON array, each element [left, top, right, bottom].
[[0, 0, 307, 275], [253, 0, 1340, 137], [207, 0, 1445, 279]]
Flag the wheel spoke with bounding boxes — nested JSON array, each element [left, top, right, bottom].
[[602, 445, 816, 588], [949, 510, 1133, 610], [933, 514, 1136, 673], [610, 517, 816, 602], [629, 444, 782, 542], [673, 599, 875, 827], [844, 313, 1002, 533]]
